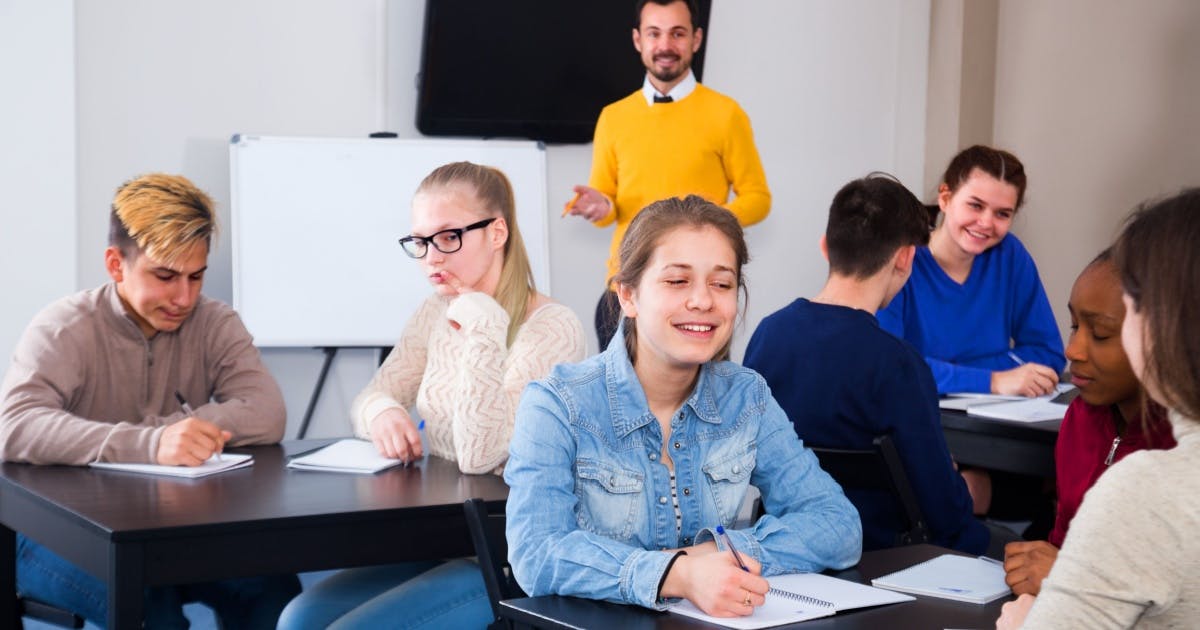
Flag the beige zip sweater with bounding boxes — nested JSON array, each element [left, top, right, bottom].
[[0, 283, 285, 465], [1024, 410, 1200, 628], [352, 293, 585, 475]]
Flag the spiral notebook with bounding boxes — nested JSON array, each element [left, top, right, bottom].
[[669, 572, 913, 628]]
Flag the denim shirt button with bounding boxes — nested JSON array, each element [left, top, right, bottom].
[[659, 496, 668, 505], [683, 487, 691, 496], [649, 452, 657, 461], [683, 536, 691, 544], [673, 442, 681, 449], [732, 465, 741, 474], [677, 412, 684, 420]]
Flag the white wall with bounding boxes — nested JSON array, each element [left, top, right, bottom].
[[0, 0, 76, 367], [72, 0, 389, 438], [20, 0, 927, 439], [992, 0, 1200, 340], [705, 0, 929, 349]]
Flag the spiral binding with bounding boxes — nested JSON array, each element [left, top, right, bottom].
[[768, 587, 835, 609]]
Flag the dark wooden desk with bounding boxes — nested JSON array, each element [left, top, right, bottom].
[[941, 409, 1059, 477], [500, 544, 1008, 629], [0, 441, 508, 629]]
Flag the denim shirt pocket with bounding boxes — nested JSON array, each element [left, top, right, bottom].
[[575, 458, 646, 541], [702, 447, 757, 525]]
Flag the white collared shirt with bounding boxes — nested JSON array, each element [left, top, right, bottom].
[[640, 69, 696, 105]]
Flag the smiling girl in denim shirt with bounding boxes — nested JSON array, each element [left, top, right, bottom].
[[505, 195, 861, 618]]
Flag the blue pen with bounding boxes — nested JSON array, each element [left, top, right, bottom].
[[1008, 351, 1026, 366], [715, 525, 749, 572], [417, 420, 427, 465]]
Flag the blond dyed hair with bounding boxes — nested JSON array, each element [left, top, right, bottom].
[[109, 173, 216, 266], [416, 162, 536, 347]]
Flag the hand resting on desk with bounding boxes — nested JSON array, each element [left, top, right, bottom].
[[1003, 540, 1059, 595], [659, 540, 769, 617], [156, 417, 231, 466], [369, 408, 424, 463]]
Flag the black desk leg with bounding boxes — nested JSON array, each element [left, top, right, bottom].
[[108, 543, 144, 630], [296, 346, 338, 439], [1, 525, 16, 628]]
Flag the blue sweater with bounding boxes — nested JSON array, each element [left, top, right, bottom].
[[877, 234, 1065, 394], [745, 299, 987, 553]]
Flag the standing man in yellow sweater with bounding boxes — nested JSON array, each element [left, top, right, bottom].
[[567, 0, 771, 348]]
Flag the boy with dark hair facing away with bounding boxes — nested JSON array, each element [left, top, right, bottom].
[[745, 173, 1002, 556]]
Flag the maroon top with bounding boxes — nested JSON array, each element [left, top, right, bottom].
[[1049, 398, 1176, 547]]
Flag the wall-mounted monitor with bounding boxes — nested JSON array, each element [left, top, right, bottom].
[[416, 0, 712, 144]]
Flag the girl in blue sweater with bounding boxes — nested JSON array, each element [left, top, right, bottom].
[[878, 145, 1064, 396]]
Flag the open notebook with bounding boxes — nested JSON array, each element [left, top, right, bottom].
[[286, 438, 404, 474], [669, 572, 913, 629], [89, 453, 253, 478]]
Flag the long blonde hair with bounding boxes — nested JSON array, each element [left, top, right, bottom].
[[416, 162, 536, 346]]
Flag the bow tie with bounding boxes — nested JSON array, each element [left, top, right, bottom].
[[653, 95, 674, 104]]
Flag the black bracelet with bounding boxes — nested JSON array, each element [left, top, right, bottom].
[[656, 550, 688, 601]]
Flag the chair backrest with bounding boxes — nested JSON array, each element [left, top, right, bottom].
[[464, 497, 526, 630], [809, 435, 930, 547]]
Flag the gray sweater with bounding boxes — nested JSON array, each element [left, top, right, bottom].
[[1024, 410, 1200, 628], [0, 283, 285, 465]]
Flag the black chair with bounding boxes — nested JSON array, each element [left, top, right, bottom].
[[809, 434, 931, 547], [464, 498, 526, 630], [16, 596, 85, 629]]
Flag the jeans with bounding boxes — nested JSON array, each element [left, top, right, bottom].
[[276, 559, 491, 630], [16, 534, 301, 629]]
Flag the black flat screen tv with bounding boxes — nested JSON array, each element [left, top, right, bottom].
[[416, 0, 711, 144]]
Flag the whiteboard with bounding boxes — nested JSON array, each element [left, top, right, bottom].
[[230, 135, 549, 347]]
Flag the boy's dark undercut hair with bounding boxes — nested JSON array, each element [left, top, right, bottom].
[[825, 173, 930, 279]]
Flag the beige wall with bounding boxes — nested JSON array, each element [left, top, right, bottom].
[[929, 0, 1200, 344], [993, 0, 1200, 339]]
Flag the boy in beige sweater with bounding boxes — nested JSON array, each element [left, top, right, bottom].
[[0, 173, 297, 628]]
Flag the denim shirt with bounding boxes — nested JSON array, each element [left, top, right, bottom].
[[505, 334, 862, 609]]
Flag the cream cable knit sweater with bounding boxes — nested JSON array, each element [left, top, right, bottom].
[[352, 292, 585, 474]]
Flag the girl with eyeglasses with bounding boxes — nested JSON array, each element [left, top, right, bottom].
[[277, 161, 585, 629]]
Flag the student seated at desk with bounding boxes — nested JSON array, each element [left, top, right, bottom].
[[998, 189, 1200, 628], [1002, 249, 1175, 596], [877, 145, 1065, 526], [277, 162, 584, 629], [744, 173, 1001, 556], [877, 145, 1064, 396], [0, 173, 299, 628], [505, 196, 860, 618]]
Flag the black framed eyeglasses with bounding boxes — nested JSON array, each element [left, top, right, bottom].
[[398, 217, 497, 259]]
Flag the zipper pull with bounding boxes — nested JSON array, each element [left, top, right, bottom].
[[1104, 436, 1121, 466]]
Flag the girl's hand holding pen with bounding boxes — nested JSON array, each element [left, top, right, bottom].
[[369, 408, 424, 464], [659, 536, 768, 617]]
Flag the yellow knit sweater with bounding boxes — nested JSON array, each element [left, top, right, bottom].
[[588, 84, 771, 281]]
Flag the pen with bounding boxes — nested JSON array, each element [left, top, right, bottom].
[[562, 191, 581, 217], [715, 525, 749, 572], [1008, 351, 1026, 366], [417, 419, 426, 465], [174, 391, 221, 461]]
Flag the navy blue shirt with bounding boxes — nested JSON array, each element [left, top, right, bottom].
[[744, 298, 987, 553]]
